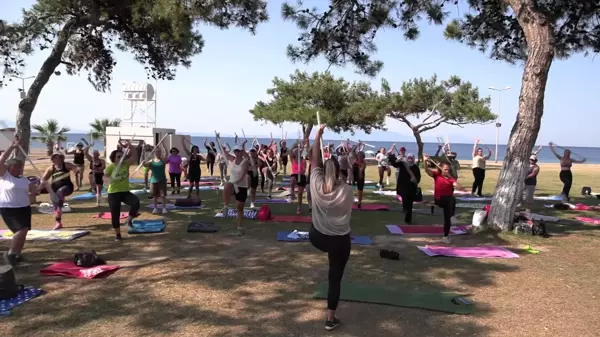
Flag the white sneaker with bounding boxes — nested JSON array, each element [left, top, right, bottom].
[[221, 206, 229, 215], [450, 216, 458, 225], [386, 177, 390, 185], [162, 207, 168, 214], [250, 202, 255, 210], [152, 208, 159, 214], [442, 236, 452, 244]]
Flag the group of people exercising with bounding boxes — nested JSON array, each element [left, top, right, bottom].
[[0, 129, 589, 331]]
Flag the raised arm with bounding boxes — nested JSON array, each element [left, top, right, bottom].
[[472, 139, 479, 157], [127, 143, 141, 165], [387, 143, 396, 154], [548, 142, 562, 160], [435, 144, 442, 157], [311, 125, 325, 169], [0, 137, 18, 176], [422, 154, 435, 178], [533, 145, 543, 155], [573, 157, 587, 164], [484, 146, 492, 160]]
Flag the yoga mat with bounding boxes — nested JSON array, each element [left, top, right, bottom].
[[269, 215, 312, 223], [386, 225, 469, 236], [130, 189, 147, 195], [129, 178, 145, 183], [254, 198, 290, 204], [37, 203, 71, 214], [92, 212, 128, 219], [524, 212, 559, 222], [146, 203, 205, 210], [276, 231, 373, 245], [313, 283, 474, 315], [576, 216, 600, 225], [373, 190, 397, 196], [418, 245, 519, 259], [353, 204, 391, 211], [534, 195, 563, 201], [428, 190, 471, 196], [214, 209, 258, 219], [0, 229, 89, 241], [257, 191, 291, 198], [353, 185, 377, 190], [0, 287, 43, 317], [456, 196, 492, 201], [39, 261, 120, 279], [413, 208, 436, 215], [456, 203, 487, 209], [71, 191, 107, 200], [187, 222, 220, 233], [128, 219, 165, 234]]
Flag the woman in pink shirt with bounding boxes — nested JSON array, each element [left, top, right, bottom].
[[167, 148, 183, 195]]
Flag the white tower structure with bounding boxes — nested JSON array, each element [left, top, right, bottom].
[[121, 82, 157, 127]]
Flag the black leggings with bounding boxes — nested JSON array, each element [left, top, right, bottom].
[[207, 160, 215, 176], [169, 173, 181, 189], [107, 192, 140, 229], [378, 166, 389, 185], [400, 190, 415, 223], [434, 195, 456, 236], [309, 225, 351, 311], [471, 168, 485, 196], [260, 169, 266, 191], [559, 170, 572, 198]]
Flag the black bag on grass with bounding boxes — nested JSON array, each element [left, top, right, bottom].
[[0, 265, 21, 300], [73, 251, 106, 268]]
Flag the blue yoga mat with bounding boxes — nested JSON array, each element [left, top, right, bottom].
[[71, 192, 107, 200], [0, 287, 43, 317], [353, 185, 377, 190], [128, 220, 165, 234], [276, 232, 373, 245], [129, 178, 145, 184]]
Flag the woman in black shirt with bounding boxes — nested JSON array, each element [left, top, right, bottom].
[[391, 153, 421, 224]]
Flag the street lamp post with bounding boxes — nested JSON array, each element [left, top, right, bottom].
[[12, 75, 35, 99], [488, 86, 511, 162]]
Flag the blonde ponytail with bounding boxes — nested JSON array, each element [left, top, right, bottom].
[[323, 159, 340, 194]]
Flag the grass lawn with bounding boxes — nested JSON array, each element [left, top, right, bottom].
[[2, 162, 600, 336]]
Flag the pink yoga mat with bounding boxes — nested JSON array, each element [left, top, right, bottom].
[[576, 216, 600, 225], [386, 225, 469, 235], [92, 212, 128, 220], [270, 215, 312, 223], [353, 204, 390, 211], [40, 261, 120, 279], [418, 246, 519, 259]]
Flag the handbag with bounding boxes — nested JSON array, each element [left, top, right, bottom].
[[73, 251, 106, 268]]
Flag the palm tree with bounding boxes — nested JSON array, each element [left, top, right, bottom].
[[89, 118, 121, 153], [32, 119, 71, 155]]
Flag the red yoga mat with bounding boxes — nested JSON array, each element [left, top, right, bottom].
[[353, 204, 391, 211], [92, 212, 127, 219], [270, 215, 312, 223], [575, 216, 600, 225], [40, 261, 120, 279]]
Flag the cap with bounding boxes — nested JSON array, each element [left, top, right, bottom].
[[233, 145, 243, 152], [529, 154, 538, 161], [76, 142, 84, 147], [50, 152, 64, 159], [406, 153, 414, 158]]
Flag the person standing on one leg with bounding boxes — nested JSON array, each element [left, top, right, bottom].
[[65, 142, 87, 191], [104, 144, 141, 241], [41, 151, 77, 230], [85, 149, 105, 206], [279, 139, 289, 176], [143, 146, 169, 215], [204, 139, 217, 177], [471, 139, 492, 197], [0, 137, 38, 266], [219, 141, 249, 236], [549, 142, 586, 202], [392, 153, 420, 224], [290, 139, 309, 214], [247, 149, 259, 210], [423, 155, 467, 244], [167, 147, 182, 195], [308, 124, 354, 331], [353, 150, 367, 209]]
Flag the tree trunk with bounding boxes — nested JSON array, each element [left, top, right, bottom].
[[487, 6, 555, 231], [302, 123, 314, 140], [46, 141, 54, 156], [412, 129, 425, 162], [14, 20, 76, 160]]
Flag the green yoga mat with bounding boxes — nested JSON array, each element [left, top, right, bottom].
[[313, 283, 474, 315]]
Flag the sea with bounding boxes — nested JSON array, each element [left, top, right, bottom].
[[30, 133, 600, 164]]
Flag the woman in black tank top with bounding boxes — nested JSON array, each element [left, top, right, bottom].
[[66, 142, 87, 191], [279, 140, 289, 176], [204, 138, 217, 176], [42, 152, 77, 230], [183, 143, 205, 199], [85, 148, 105, 206]]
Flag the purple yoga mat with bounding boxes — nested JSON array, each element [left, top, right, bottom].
[[146, 204, 204, 209], [417, 246, 519, 259], [254, 199, 290, 204]]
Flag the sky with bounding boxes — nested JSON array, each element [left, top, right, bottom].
[[0, 1, 599, 146]]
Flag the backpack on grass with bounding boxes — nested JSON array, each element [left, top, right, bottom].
[[73, 251, 106, 268]]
